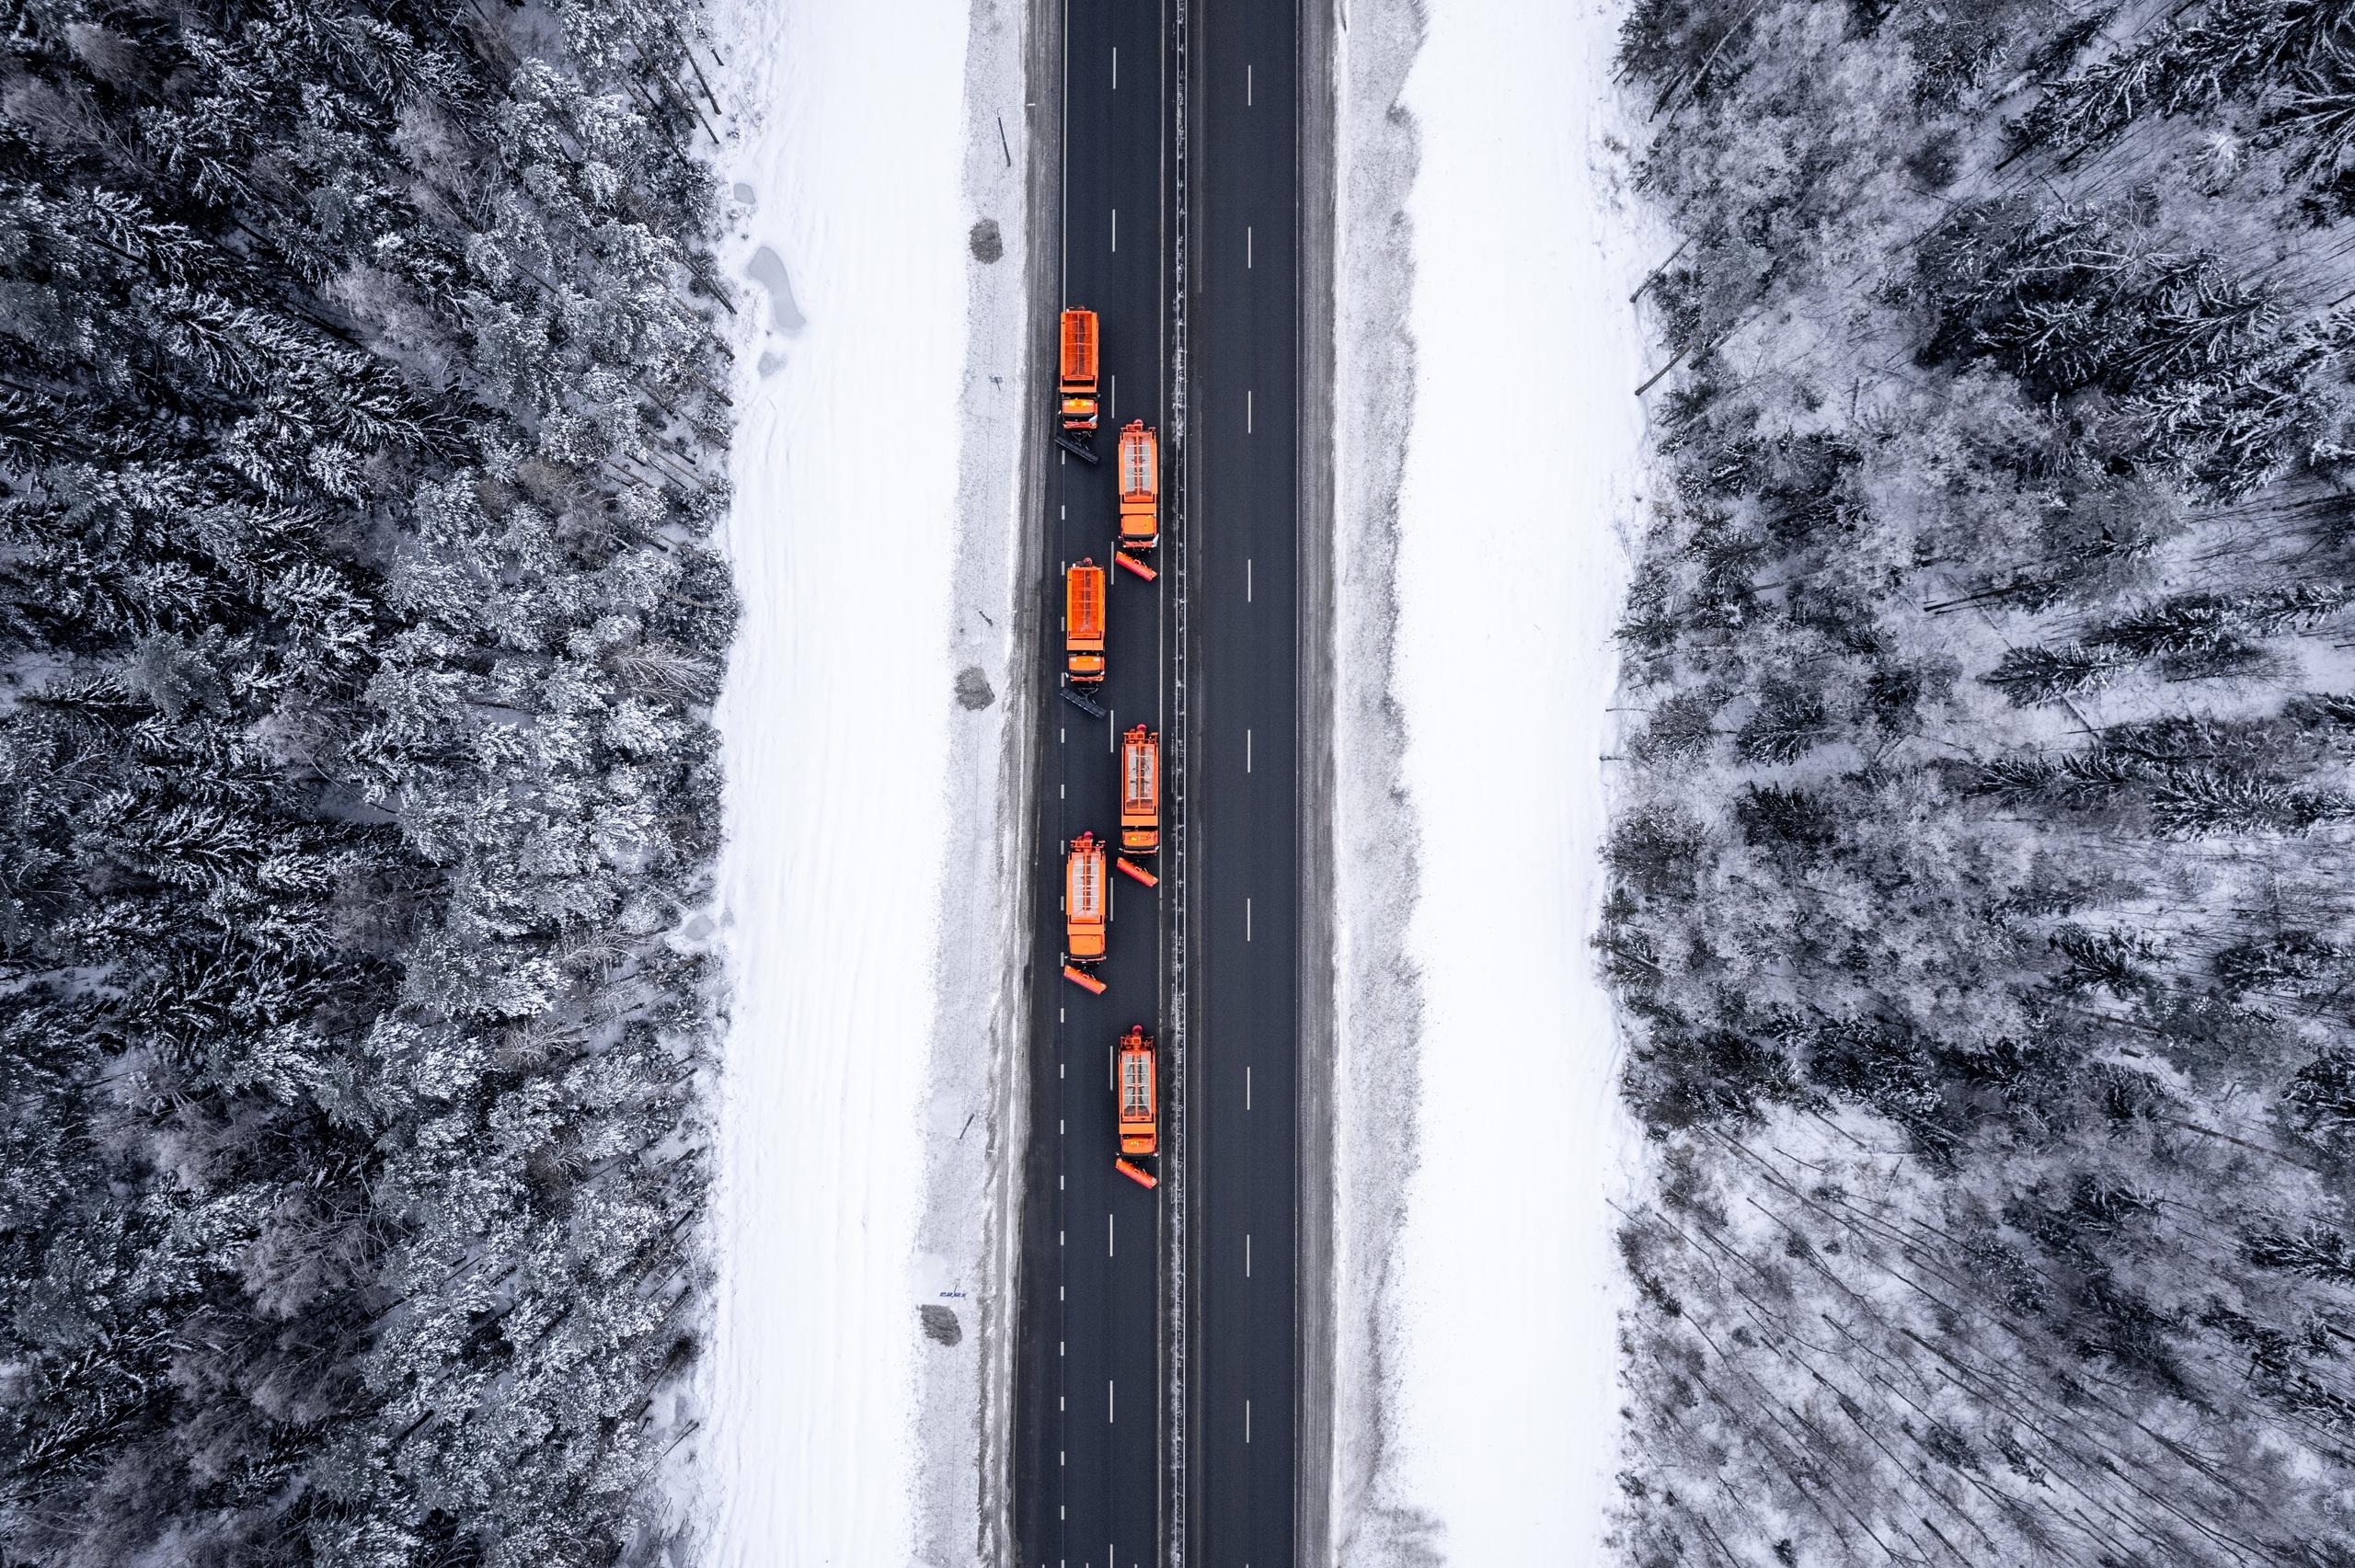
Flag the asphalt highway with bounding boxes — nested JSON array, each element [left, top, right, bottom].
[[1014, 5, 1304, 1565], [1185, 2, 1304, 1562], [1012, 4, 1173, 1565]]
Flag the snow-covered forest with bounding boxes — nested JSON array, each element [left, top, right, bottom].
[[1608, 1, 2355, 1562], [0, 3, 731, 1563]]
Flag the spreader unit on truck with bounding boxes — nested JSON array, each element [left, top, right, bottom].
[[1113, 1026, 1158, 1188], [1059, 308, 1099, 435], [1117, 421, 1159, 550], [1116, 1026, 1157, 1155], [1065, 830, 1109, 966], [1120, 726, 1160, 854], [1065, 559, 1107, 684]]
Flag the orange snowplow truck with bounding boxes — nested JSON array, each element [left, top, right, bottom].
[[1117, 1026, 1158, 1157], [1117, 422, 1159, 549], [1120, 726, 1161, 854], [1066, 831, 1109, 961], [1059, 308, 1099, 433], [1065, 559, 1107, 683]]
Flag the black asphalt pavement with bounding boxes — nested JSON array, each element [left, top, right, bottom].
[[1185, 1, 1303, 1563], [1015, 4, 1304, 1565], [1013, 5, 1173, 1565]]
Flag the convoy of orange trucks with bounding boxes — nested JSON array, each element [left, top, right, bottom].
[[1049, 308, 1168, 1182]]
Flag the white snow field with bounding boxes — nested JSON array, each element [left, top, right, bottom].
[[694, 0, 1033, 1562], [1331, 0, 1660, 1562]]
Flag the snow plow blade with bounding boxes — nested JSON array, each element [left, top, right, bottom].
[[1116, 856, 1158, 887], [1063, 964, 1107, 995], [1115, 551, 1157, 581], [1060, 684, 1109, 719], [1054, 434, 1102, 466], [1114, 1158, 1158, 1189]]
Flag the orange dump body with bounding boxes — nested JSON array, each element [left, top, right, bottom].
[[1117, 1025, 1158, 1157], [1065, 559, 1107, 683], [1120, 725, 1161, 853], [1117, 422, 1159, 549], [1065, 831, 1108, 961], [1059, 308, 1099, 432]]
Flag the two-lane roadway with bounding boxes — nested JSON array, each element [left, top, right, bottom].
[[1016, 3, 1309, 1564]]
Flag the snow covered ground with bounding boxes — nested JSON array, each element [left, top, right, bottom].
[[690, 1, 1032, 1562], [1329, 1, 1661, 1562]]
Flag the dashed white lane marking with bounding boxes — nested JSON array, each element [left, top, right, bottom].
[[1108, 1212, 1115, 1257], [1111, 208, 1118, 252], [1246, 727, 1252, 773], [1109, 1380, 1116, 1424], [1247, 224, 1253, 269], [1246, 897, 1252, 942], [1111, 45, 1118, 88], [1246, 1232, 1252, 1278]]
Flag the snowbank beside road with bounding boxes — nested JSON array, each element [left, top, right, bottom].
[[1330, 0, 1659, 1562], [693, 0, 1030, 1562]]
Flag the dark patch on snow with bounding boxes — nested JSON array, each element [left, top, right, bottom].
[[955, 666, 995, 710], [968, 218, 1004, 264], [919, 1304, 962, 1346], [746, 244, 805, 334]]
